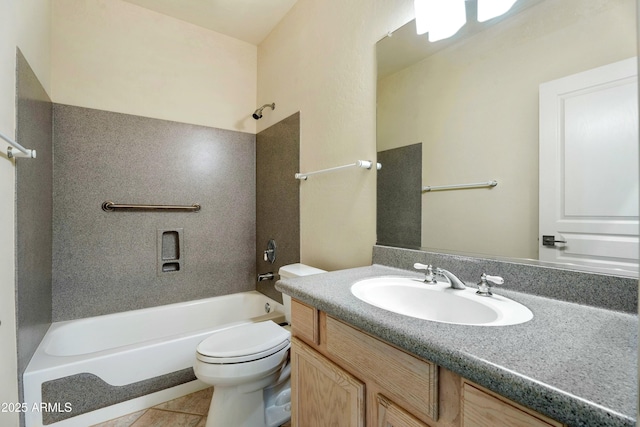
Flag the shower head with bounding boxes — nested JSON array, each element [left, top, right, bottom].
[[252, 103, 275, 120]]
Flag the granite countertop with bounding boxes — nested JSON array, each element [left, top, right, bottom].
[[275, 264, 638, 427]]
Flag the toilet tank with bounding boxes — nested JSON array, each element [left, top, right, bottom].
[[278, 263, 326, 323]]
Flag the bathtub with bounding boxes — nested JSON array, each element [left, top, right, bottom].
[[23, 291, 285, 427]]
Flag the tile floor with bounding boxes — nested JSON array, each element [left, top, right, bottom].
[[91, 387, 213, 427], [91, 387, 292, 427]]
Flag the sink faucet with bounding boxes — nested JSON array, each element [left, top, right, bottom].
[[434, 268, 466, 290]]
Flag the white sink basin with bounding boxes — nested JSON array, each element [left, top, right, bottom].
[[351, 277, 533, 326]]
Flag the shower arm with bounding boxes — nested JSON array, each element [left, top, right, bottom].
[[252, 103, 275, 119]]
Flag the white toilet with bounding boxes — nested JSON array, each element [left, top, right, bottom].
[[194, 263, 326, 427]]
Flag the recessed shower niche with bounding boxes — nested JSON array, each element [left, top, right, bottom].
[[157, 228, 183, 274]]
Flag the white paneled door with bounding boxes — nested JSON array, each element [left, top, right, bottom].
[[539, 57, 638, 276]]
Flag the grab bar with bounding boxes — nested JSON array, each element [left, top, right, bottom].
[[422, 180, 497, 192], [102, 201, 201, 212], [295, 160, 382, 180], [0, 129, 36, 159]]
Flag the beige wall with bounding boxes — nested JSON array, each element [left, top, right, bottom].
[[258, 0, 414, 270], [0, 2, 19, 425], [52, 0, 257, 133], [378, 0, 636, 260], [0, 1, 51, 424]]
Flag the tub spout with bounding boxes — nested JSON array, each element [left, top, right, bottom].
[[258, 272, 275, 281]]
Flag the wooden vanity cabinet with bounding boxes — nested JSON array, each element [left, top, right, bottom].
[[290, 299, 453, 427], [289, 299, 565, 427]]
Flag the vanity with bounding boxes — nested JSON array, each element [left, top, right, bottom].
[[275, 247, 638, 427]]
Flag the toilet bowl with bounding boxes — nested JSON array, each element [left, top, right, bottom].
[[194, 320, 291, 427], [194, 263, 326, 427]]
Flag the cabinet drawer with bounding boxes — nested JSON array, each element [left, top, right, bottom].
[[291, 299, 319, 345], [377, 394, 431, 427], [462, 382, 562, 427], [324, 316, 439, 422]]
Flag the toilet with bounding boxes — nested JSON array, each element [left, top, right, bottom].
[[194, 263, 326, 427]]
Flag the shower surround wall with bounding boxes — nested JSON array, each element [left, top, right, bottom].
[[255, 113, 300, 302], [15, 49, 53, 418], [52, 104, 256, 321], [377, 143, 421, 248]]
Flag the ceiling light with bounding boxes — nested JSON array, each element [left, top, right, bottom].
[[414, 0, 466, 42], [477, 0, 517, 22]]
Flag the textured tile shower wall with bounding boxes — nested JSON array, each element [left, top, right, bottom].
[[255, 113, 300, 303], [52, 105, 256, 321], [376, 143, 422, 248], [15, 49, 53, 410]]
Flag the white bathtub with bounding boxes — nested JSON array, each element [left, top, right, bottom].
[[23, 291, 285, 427]]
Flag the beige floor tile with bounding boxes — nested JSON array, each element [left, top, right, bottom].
[[153, 387, 213, 415], [194, 415, 288, 426], [90, 409, 146, 427], [130, 409, 202, 427]]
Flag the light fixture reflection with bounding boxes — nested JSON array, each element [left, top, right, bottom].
[[414, 0, 466, 42], [477, 0, 517, 22]]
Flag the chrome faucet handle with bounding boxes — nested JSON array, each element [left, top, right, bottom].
[[476, 273, 505, 297], [413, 263, 436, 283]]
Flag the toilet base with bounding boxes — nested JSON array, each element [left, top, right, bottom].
[[205, 369, 291, 427], [264, 374, 292, 427]]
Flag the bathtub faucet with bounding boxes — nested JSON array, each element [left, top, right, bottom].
[[257, 272, 275, 281]]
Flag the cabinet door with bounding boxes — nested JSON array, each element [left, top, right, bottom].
[[377, 394, 431, 427], [291, 337, 365, 427]]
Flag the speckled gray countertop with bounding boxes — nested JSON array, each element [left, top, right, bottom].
[[276, 265, 638, 427]]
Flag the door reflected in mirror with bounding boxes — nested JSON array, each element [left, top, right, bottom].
[[376, 0, 638, 277]]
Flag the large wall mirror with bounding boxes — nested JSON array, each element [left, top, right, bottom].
[[376, 0, 638, 277]]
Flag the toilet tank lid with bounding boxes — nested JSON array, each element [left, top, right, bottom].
[[279, 263, 326, 278]]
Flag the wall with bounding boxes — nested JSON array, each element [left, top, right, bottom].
[[52, 105, 256, 320], [377, 0, 636, 259], [257, 0, 415, 271], [255, 113, 300, 302], [0, 3, 19, 425], [48, 0, 262, 319], [15, 49, 53, 413], [0, 1, 51, 426], [51, 0, 257, 133]]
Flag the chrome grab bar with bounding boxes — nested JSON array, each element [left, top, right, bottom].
[[422, 180, 497, 192], [102, 201, 201, 212]]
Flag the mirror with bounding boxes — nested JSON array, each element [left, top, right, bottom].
[[376, 0, 637, 276]]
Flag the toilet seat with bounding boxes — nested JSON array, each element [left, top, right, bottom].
[[196, 321, 290, 364]]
